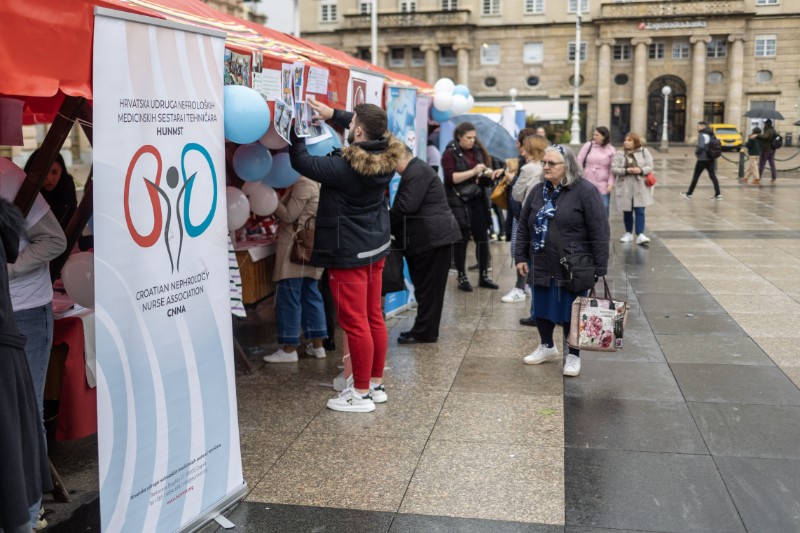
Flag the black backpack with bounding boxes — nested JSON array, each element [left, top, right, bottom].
[[772, 133, 783, 150], [706, 135, 722, 159]]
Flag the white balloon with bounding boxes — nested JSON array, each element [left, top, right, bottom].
[[242, 182, 279, 216], [226, 186, 250, 231], [433, 91, 454, 112], [62, 252, 95, 309], [466, 94, 475, 111], [451, 94, 470, 115], [258, 126, 288, 150], [433, 78, 455, 94]]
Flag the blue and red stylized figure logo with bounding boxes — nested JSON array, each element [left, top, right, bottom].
[[124, 143, 217, 272]]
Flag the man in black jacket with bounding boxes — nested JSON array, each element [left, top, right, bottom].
[[681, 121, 721, 200], [291, 99, 405, 413], [391, 147, 461, 344]]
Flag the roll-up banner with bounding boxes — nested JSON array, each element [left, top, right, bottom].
[[93, 9, 245, 532]]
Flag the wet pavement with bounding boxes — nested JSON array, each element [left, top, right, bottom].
[[43, 146, 800, 532]]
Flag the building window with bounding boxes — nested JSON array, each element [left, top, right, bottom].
[[320, 1, 337, 22], [482, 0, 500, 15], [400, 0, 416, 12], [358, 1, 371, 14], [523, 42, 544, 64], [672, 41, 690, 59], [525, 0, 544, 14], [441, 0, 458, 9], [614, 73, 628, 85], [357, 47, 371, 62], [484, 76, 497, 88], [756, 0, 778, 4], [568, 42, 587, 62], [439, 45, 457, 66], [410, 47, 425, 67], [612, 44, 632, 61], [707, 72, 723, 84], [481, 43, 500, 65], [527, 75, 540, 87], [390, 48, 405, 67], [755, 35, 777, 57], [568, 0, 589, 13], [648, 42, 665, 59], [707, 39, 727, 58], [756, 70, 773, 83]]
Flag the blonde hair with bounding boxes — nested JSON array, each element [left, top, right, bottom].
[[504, 157, 519, 174], [522, 135, 548, 162]]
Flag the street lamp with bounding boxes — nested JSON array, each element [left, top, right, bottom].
[[509, 87, 518, 102], [660, 85, 672, 152], [371, 0, 378, 65], [569, 7, 582, 146]]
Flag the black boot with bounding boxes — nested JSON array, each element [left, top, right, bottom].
[[457, 273, 473, 292], [479, 272, 499, 289]]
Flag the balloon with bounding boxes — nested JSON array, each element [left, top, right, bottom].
[[223, 85, 270, 144], [259, 125, 289, 150], [62, 252, 95, 309], [242, 182, 279, 216], [466, 94, 475, 111], [453, 84, 470, 97], [433, 78, 455, 94], [433, 91, 454, 112], [451, 94, 470, 115], [233, 143, 273, 182], [307, 123, 343, 156], [431, 107, 451, 123], [226, 186, 250, 230], [262, 153, 300, 188]]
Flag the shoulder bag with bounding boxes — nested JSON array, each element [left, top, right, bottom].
[[567, 278, 630, 352], [550, 217, 596, 294], [290, 217, 315, 265], [451, 179, 483, 203], [490, 179, 509, 210]]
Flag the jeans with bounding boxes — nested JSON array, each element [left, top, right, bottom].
[[274, 278, 327, 346], [601, 193, 610, 215], [623, 208, 646, 234]]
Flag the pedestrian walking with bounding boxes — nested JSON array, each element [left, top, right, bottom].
[[577, 126, 616, 215], [758, 119, 778, 183], [612, 133, 655, 246], [742, 127, 763, 185], [681, 121, 722, 200]]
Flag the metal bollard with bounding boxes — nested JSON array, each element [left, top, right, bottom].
[[738, 151, 745, 179]]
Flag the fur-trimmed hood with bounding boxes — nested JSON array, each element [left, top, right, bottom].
[[342, 134, 406, 180]]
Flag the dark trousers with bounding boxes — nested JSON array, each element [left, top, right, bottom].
[[452, 198, 491, 276], [319, 270, 336, 340], [406, 245, 451, 340], [758, 151, 777, 180], [687, 159, 721, 196], [537, 318, 580, 356]]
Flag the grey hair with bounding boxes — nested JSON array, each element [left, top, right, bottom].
[[544, 145, 582, 187]]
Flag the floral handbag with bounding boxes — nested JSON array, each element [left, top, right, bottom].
[[567, 278, 629, 352]]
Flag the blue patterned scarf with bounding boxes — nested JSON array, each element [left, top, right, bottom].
[[533, 184, 562, 252]]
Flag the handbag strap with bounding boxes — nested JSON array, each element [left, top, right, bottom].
[[582, 142, 593, 169]]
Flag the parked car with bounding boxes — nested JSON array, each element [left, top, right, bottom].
[[710, 124, 743, 151]]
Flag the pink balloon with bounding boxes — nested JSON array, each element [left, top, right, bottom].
[[62, 252, 95, 308], [259, 126, 288, 150], [242, 182, 279, 216], [226, 186, 250, 231]]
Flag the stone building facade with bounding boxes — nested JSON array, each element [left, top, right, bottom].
[[300, 0, 800, 143]]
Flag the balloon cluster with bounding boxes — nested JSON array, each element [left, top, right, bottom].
[[431, 78, 474, 123], [222, 85, 342, 230]]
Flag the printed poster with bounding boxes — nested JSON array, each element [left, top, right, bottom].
[[224, 48, 251, 86], [93, 11, 244, 532], [281, 63, 294, 107]]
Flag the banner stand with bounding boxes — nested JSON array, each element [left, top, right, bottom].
[[176, 483, 248, 533]]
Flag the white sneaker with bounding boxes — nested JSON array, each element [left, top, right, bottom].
[[635, 233, 650, 245], [326, 387, 375, 413], [680, 192, 692, 200], [501, 287, 527, 303], [370, 383, 388, 404], [523, 344, 560, 365], [563, 354, 581, 376], [305, 342, 326, 359], [619, 232, 634, 243], [524, 284, 532, 298], [333, 372, 354, 392], [262, 348, 298, 363]]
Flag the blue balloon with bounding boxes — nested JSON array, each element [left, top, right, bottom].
[[223, 85, 270, 144], [262, 152, 300, 188], [453, 84, 470, 97], [431, 107, 451, 123], [233, 143, 273, 182], [307, 123, 343, 156]]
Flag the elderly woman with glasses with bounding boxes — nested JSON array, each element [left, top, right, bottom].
[[514, 145, 610, 377]]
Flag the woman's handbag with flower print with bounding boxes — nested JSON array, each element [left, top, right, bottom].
[[567, 278, 629, 352]]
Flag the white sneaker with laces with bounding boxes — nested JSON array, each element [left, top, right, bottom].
[[305, 342, 326, 359], [636, 233, 651, 245], [523, 344, 560, 365], [262, 348, 298, 363], [501, 287, 527, 303], [370, 383, 388, 404], [563, 354, 581, 376], [620, 232, 634, 243], [327, 387, 376, 413], [680, 192, 692, 200]]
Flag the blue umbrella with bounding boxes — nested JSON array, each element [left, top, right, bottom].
[[447, 114, 519, 161]]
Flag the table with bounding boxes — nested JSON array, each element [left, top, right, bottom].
[[234, 241, 276, 305]]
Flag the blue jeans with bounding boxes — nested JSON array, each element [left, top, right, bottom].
[[601, 193, 610, 215], [623, 208, 646, 234], [274, 278, 327, 345], [14, 303, 53, 527]]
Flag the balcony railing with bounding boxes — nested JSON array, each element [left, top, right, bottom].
[[342, 9, 471, 29], [600, 0, 745, 18]]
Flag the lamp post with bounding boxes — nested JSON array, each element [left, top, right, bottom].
[[371, 0, 378, 65], [509, 87, 518, 103], [569, 7, 582, 146], [660, 85, 672, 152]]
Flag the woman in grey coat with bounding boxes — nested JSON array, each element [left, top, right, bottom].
[[611, 133, 654, 245]]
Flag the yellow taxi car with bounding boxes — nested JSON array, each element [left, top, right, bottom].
[[710, 124, 743, 151]]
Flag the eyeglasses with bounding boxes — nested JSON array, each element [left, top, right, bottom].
[[541, 161, 564, 167]]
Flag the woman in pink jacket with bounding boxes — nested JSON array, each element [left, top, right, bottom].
[[576, 126, 616, 214]]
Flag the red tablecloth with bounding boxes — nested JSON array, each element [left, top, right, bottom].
[[52, 316, 97, 441]]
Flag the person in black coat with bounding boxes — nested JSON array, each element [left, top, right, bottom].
[[0, 198, 53, 533], [515, 145, 610, 378], [391, 148, 461, 344], [24, 150, 77, 228]]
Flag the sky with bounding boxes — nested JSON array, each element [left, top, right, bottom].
[[251, 1, 295, 34]]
